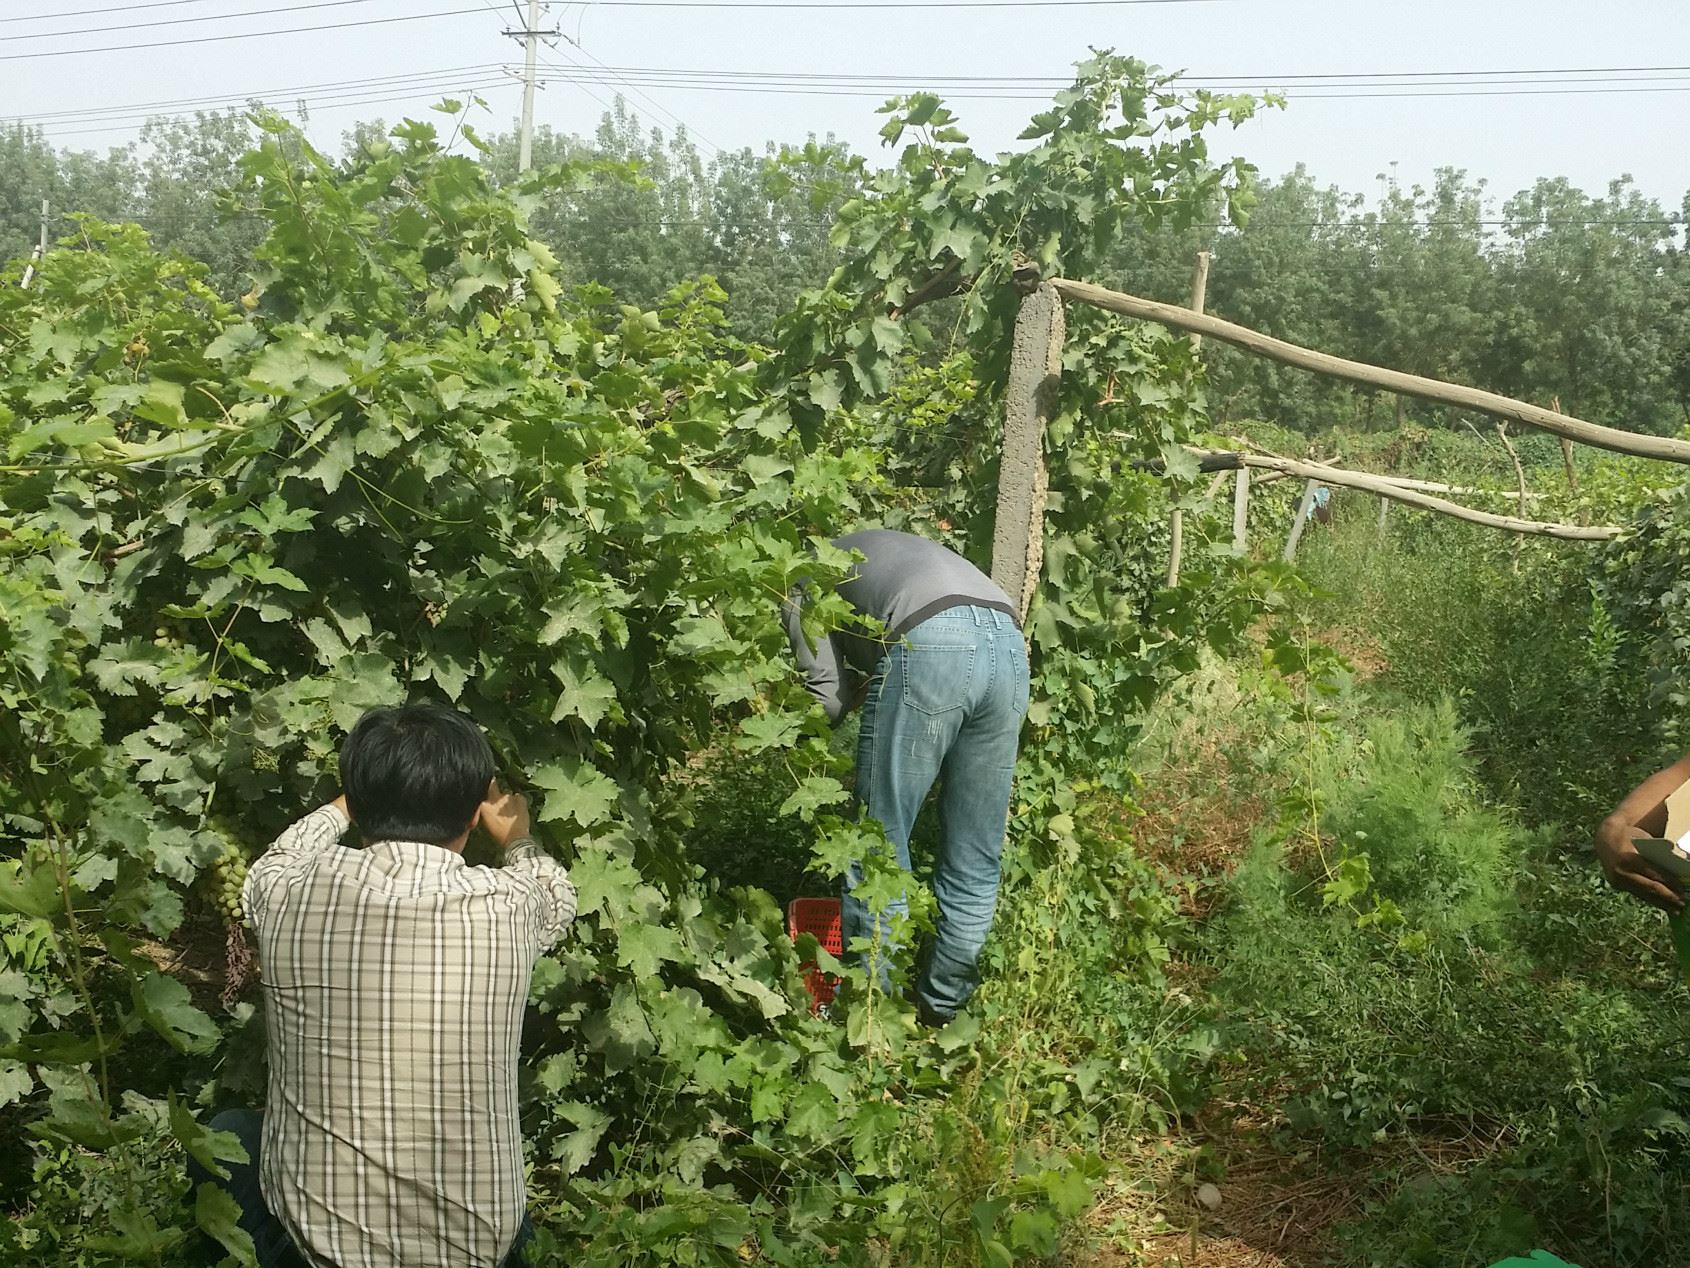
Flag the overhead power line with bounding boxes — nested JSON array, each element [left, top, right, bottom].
[[1194, 64, 1690, 80], [0, 0, 382, 43], [547, 43, 724, 152], [458, 64, 1690, 100], [41, 87, 519, 141], [5, 65, 507, 126], [552, 64, 1690, 86], [45, 85, 517, 139], [27, 79, 520, 141], [21, 61, 1690, 125], [539, 47, 648, 131], [0, 0, 233, 21], [0, 6, 495, 62], [578, 0, 1219, 5]]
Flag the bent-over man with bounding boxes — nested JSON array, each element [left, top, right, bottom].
[[783, 528, 1030, 1026], [191, 703, 577, 1268]]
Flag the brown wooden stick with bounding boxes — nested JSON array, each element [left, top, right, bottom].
[[1192, 450, 1623, 540], [1553, 397, 1580, 493], [1052, 278, 1690, 464], [1495, 422, 1529, 571]]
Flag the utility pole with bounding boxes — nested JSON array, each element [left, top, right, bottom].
[[516, 0, 545, 173], [19, 199, 48, 290]]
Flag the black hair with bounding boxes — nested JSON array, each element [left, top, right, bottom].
[[339, 704, 496, 845]]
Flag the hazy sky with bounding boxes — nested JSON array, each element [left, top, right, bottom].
[[6, 0, 1688, 214]]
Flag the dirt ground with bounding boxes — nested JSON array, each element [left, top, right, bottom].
[[1071, 644, 1399, 1268], [1071, 1125, 1359, 1268]]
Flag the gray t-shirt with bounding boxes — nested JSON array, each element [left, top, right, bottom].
[[782, 529, 1017, 722]]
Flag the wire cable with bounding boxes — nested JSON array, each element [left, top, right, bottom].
[[37, 79, 519, 140], [546, 43, 724, 152], [6, 65, 507, 126], [0, 0, 383, 43], [0, 6, 497, 62], [575, 0, 1221, 6], [0, 0, 238, 22]]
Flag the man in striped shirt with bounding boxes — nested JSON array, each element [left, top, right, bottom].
[[191, 704, 577, 1268]]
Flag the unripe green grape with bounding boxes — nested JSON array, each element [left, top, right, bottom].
[[209, 844, 250, 926]]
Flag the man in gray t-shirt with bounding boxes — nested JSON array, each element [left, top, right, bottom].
[[783, 529, 1030, 1024]]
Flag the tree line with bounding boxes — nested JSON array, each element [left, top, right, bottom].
[[5, 100, 1688, 435]]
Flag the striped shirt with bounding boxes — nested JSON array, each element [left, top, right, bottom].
[[243, 804, 577, 1268]]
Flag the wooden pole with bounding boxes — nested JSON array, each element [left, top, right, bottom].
[[1187, 251, 1211, 353], [1377, 495, 1389, 540], [1165, 511, 1184, 587], [1049, 277, 1690, 465], [1283, 480, 1318, 561], [1232, 467, 1250, 556], [1192, 450, 1622, 541], [1325, 472, 1539, 499], [1553, 398, 1579, 493], [1496, 422, 1529, 572], [992, 283, 1065, 620]]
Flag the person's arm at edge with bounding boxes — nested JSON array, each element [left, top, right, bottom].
[[242, 794, 352, 927], [1596, 752, 1690, 913], [780, 587, 856, 724], [481, 783, 577, 950]]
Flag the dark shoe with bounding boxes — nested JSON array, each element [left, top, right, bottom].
[[915, 999, 953, 1029]]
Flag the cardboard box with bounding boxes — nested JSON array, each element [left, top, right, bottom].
[[1632, 780, 1690, 878]]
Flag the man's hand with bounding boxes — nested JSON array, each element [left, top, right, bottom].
[[1596, 818, 1685, 913], [479, 780, 532, 850], [849, 674, 874, 713]]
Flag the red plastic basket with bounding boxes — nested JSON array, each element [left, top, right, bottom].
[[786, 897, 843, 1012]]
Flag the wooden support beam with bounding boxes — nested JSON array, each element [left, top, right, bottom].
[[1193, 450, 1623, 541], [1187, 251, 1211, 353], [1496, 422, 1529, 571], [1050, 277, 1690, 465], [1553, 398, 1580, 494], [992, 283, 1064, 619], [1340, 472, 1540, 499]]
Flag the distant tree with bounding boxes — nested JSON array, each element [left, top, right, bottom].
[[478, 100, 854, 340], [0, 125, 137, 266], [1485, 176, 1678, 431], [1665, 192, 1690, 429], [133, 110, 266, 294], [1202, 166, 1371, 430], [700, 137, 858, 340], [1358, 168, 1492, 427]]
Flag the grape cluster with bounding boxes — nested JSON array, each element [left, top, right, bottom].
[[252, 747, 279, 773], [212, 845, 249, 925]]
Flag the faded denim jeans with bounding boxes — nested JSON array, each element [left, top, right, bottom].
[[844, 604, 1030, 1020]]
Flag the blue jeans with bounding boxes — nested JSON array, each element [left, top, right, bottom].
[[845, 604, 1030, 1020], [187, 1108, 536, 1267]]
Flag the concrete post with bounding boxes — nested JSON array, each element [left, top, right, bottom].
[[992, 282, 1064, 621]]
